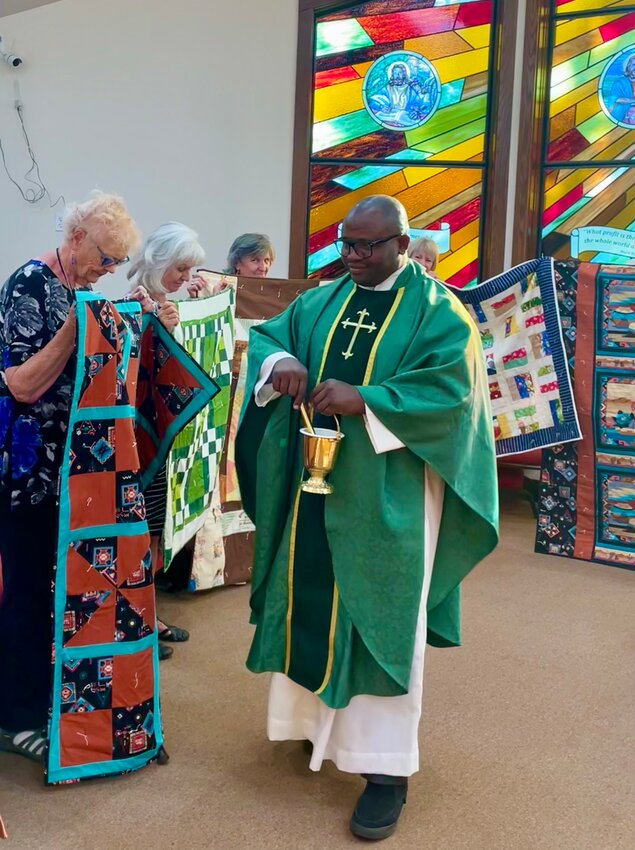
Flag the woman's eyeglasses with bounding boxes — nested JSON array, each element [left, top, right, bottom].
[[88, 235, 129, 267]]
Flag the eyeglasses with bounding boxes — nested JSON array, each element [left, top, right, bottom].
[[334, 233, 403, 260], [87, 235, 129, 267]]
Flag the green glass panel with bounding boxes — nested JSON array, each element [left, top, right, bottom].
[[550, 59, 603, 100], [589, 28, 635, 66], [551, 52, 590, 88], [308, 244, 340, 275], [312, 110, 378, 154], [413, 117, 485, 156], [578, 111, 617, 143], [334, 164, 402, 190], [405, 94, 487, 148], [315, 19, 374, 58], [438, 79, 465, 109], [386, 149, 431, 161]]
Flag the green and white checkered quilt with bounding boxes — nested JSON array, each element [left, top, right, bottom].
[[163, 290, 234, 566]]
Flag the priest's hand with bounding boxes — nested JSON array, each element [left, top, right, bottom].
[[311, 380, 364, 417], [270, 357, 308, 410]]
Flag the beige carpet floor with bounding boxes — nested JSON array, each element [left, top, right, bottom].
[[1, 495, 633, 850]]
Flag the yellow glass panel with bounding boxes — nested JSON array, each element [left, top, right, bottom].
[[352, 61, 373, 77], [557, 0, 634, 11], [553, 29, 604, 65], [544, 168, 595, 208], [572, 126, 633, 161], [428, 135, 485, 162], [550, 107, 575, 142], [554, 16, 611, 47], [550, 79, 597, 117], [581, 166, 629, 195], [313, 79, 363, 124], [449, 219, 480, 253], [575, 92, 600, 125], [310, 171, 408, 233], [403, 31, 472, 60], [403, 166, 445, 187], [434, 46, 490, 84], [410, 183, 482, 229], [436, 237, 479, 280], [397, 170, 481, 219], [607, 197, 635, 230], [457, 24, 491, 50]]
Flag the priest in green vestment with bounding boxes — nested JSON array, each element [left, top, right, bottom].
[[236, 195, 498, 841]]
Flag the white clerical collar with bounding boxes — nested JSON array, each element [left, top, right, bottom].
[[357, 263, 407, 292]]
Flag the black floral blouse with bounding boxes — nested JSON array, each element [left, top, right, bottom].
[[0, 261, 75, 509]]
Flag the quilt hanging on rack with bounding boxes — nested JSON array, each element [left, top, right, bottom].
[[535, 261, 635, 570], [189, 274, 318, 591], [451, 257, 581, 457], [47, 293, 218, 784]]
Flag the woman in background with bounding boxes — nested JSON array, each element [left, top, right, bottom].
[[127, 222, 205, 660], [225, 232, 275, 278], [408, 237, 440, 278], [195, 232, 276, 296]]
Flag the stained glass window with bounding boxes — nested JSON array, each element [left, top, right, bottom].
[[307, 0, 497, 287], [541, 2, 635, 262]]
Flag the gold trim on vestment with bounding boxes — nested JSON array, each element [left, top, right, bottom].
[[314, 586, 339, 696], [362, 287, 404, 385], [284, 289, 355, 669], [286, 283, 405, 694], [315, 287, 356, 385], [312, 285, 405, 697]]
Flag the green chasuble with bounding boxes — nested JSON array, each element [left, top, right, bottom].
[[236, 260, 499, 710]]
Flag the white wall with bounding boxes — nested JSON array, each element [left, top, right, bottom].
[[0, 0, 298, 296]]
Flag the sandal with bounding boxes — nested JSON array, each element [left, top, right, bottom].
[[0, 727, 48, 764], [158, 624, 189, 643]]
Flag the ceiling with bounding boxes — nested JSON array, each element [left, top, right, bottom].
[[1, 0, 61, 18]]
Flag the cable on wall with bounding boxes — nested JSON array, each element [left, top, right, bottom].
[[0, 33, 65, 209]]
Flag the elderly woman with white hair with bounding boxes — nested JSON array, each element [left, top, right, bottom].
[[127, 222, 206, 659], [0, 192, 145, 762]]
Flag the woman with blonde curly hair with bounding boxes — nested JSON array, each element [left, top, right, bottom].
[[0, 192, 146, 762]]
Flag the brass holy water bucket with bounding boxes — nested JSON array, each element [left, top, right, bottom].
[[300, 417, 344, 496]]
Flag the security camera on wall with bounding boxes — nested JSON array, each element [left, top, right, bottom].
[[0, 35, 23, 69]]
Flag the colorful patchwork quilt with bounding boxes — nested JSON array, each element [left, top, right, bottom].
[[189, 275, 318, 590], [47, 293, 219, 784], [452, 257, 581, 456], [163, 291, 234, 571], [535, 261, 635, 569]]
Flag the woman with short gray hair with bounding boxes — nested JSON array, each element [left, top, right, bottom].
[[225, 232, 275, 278]]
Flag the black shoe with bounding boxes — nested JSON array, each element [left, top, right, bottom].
[[350, 776, 408, 841], [158, 643, 173, 661]]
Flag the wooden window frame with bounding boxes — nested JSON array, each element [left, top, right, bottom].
[[512, 0, 557, 265], [289, 0, 520, 281]]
